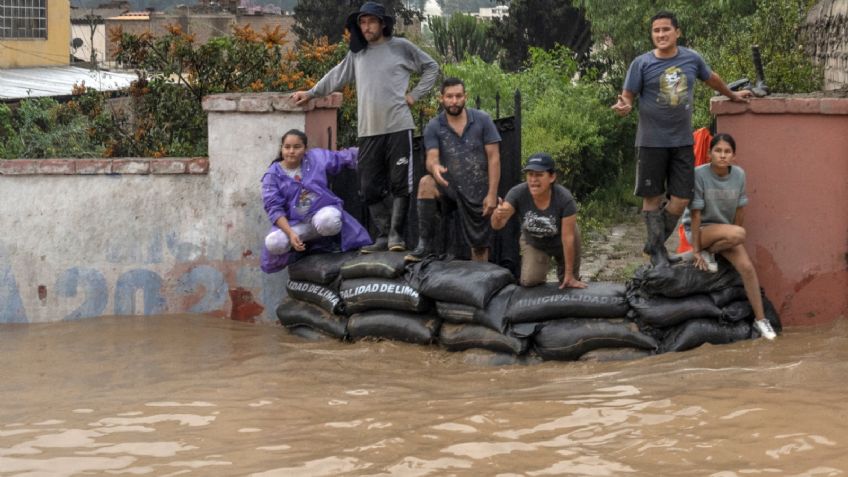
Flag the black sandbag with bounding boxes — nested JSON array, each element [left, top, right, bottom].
[[507, 282, 629, 324], [287, 251, 358, 285], [436, 301, 476, 324], [340, 251, 408, 280], [276, 298, 347, 339], [509, 322, 542, 339], [347, 310, 441, 345], [709, 286, 748, 308], [579, 348, 653, 362], [438, 323, 528, 355], [340, 277, 430, 314], [628, 293, 721, 328], [286, 279, 345, 315], [659, 318, 752, 353], [286, 325, 331, 341], [436, 284, 516, 333], [629, 263, 743, 298], [533, 319, 658, 361], [407, 259, 514, 309], [722, 300, 753, 322]]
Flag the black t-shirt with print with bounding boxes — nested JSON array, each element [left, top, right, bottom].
[[505, 183, 577, 256]]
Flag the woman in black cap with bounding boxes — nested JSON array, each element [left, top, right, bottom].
[[291, 2, 439, 255], [491, 153, 586, 289]]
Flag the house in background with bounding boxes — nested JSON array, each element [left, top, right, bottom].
[[0, 1, 134, 101], [1, 0, 70, 68]]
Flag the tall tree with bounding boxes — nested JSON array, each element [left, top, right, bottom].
[[487, 0, 591, 71], [429, 13, 498, 62], [294, 0, 423, 44]]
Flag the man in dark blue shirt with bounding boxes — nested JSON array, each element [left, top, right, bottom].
[[405, 77, 501, 262], [611, 11, 750, 267]]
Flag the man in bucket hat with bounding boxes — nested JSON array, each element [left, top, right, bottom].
[[293, 2, 439, 254]]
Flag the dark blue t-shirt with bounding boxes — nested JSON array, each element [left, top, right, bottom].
[[423, 108, 501, 202], [624, 47, 712, 148]]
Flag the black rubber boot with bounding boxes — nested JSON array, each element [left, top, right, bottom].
[[388, 196, 409, 252], [404, 199, 438, 262], [643, 210, 670, 268], [662, 208, 683, 264], [361, 201, 390, 254]]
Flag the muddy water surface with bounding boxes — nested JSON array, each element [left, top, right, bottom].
[[2, 315, 847, 476]]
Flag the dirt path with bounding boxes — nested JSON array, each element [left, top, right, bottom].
[[579, 211, 683, 283]]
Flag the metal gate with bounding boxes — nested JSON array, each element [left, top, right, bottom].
[[330, 90, 523, 276]]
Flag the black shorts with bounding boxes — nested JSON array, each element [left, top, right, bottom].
[[437, 183, 492, 249], [634, 146, 695, 200], [357, 130, 414, 204]]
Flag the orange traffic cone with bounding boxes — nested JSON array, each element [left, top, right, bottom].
[[676, 224, 692, 254]]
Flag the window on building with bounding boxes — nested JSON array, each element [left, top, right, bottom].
[[0, 0, 47, 39]]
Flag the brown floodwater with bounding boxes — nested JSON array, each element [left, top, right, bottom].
[[1, 315, 847, 476]]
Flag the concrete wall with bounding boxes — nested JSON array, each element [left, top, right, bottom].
[[0, 92, 341, 324], [0, 2, 70, 68], [712, 95, 848, 326]]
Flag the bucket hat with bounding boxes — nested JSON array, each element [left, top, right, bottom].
[[523, 152, 556, 172], [345, 2, 395, 53]]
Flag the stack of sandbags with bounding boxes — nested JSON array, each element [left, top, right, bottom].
[[276, 251, 358, 339], [407, 259, 525, 355], [504, 282, 657, 361], [339, 252, 440, 345], [627, 262, 782, 352]]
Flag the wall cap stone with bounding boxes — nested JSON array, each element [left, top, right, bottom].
[[202, 91, 343, 113], [0, 157, 209, 176], [711, 94, 848, 115]]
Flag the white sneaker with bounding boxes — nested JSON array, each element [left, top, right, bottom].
[[754, 319, 777, 340], [700, 250, 718, 273]]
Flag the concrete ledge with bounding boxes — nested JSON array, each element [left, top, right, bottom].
[[0, 157, 209, 176], [711, 95, 848, 115], [203, 91, 343, 113]]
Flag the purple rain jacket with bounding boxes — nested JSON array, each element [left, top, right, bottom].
[[260, 147, 372, 273]]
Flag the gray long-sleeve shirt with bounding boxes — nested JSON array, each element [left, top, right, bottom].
[[308, 37, 439, 138]]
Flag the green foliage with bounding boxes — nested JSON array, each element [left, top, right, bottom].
[[447, 46, 635, 199], [488, 0, 592, 71], [293, 0, 423, 44], [0, 90, 112, 159], [429, 13, 498, 63]]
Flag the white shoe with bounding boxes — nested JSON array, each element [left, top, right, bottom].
[[753, 319, 777, 340], [700, 250, 718, 273]]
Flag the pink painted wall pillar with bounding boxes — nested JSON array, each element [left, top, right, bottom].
[[712, 95, 848, 326]]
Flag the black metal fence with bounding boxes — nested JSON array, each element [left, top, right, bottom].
[[330, 90, 523, 276]]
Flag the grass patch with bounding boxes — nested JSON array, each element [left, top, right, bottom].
[[576, 161, 640, 238]]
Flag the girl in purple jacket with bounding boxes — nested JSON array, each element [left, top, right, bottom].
[[261, 129, 372, 273]]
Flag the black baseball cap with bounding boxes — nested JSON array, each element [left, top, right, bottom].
[[523, 152, 555, 172]]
